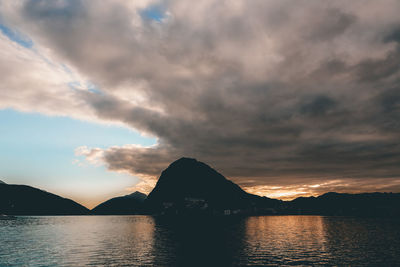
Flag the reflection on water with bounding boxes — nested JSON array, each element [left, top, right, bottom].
[[1, 216, 399, 266], [240, 216, 328, 266]]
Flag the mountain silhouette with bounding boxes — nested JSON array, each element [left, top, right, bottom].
[[91, 191, 147, 215], [145, 157, 280, 215], [288, 192, 400, 216], [2, 159, 399, 217], [0, 183, 89, 215]]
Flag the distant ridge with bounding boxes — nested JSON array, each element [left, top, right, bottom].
[[287, 192, 400, 216], [0, 180, 5, 184], [91, 191, 147, 215], [0, 183, 89, 215]]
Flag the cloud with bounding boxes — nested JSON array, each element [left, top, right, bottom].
[[0, 23, 33, 47], [0, 31, 93, 119], [1, 0, 400, 196]]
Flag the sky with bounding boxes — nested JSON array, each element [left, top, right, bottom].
[[1, 0, 400, 208]]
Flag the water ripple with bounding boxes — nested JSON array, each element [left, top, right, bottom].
[[0, 216, 399, 266]]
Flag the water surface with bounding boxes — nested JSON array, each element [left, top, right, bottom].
[[1, 216, 399, 266]]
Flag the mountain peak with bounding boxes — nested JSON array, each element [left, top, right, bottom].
[[127, 191, 145, 196], [91, 191, 147, 215], [169, 157, 198, 167], [125, 191, 147, 200], [175, 157, 197, 162], [158, 157, 229, 186], [146, 158, 259, 213]]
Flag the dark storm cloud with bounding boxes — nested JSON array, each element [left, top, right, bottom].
[[384, 26, 400, 44], [300, 96, 337, 116], [2, 0, 400, 196], [23, 0, 85, 19], [306, 8, 356, 42], [355, 49, 400, 82], [355, 26, 400, 82]]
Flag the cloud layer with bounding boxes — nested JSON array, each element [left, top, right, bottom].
[[2, 0, 400, 197]]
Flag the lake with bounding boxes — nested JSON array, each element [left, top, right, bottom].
[[1, 216, 399, 266]]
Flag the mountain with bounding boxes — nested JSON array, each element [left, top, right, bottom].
[[287, 192, 400, 216], [2, 160, 398, 217], [145, 157, 280, 215], [0, 183, 89, 215], [91, 191, 147, 215]]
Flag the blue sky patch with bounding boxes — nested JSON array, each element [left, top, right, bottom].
[[0, 24, 33, 48], [87, 82, 103, 95], [140, 5, 166, 22]]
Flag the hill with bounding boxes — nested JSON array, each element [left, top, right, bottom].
[[0, 183, 89, 215], [287, 192, 400, 216], [91, 191, 147, 215], [145, 157, 281, 215]]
